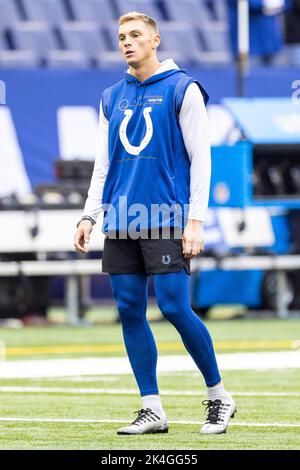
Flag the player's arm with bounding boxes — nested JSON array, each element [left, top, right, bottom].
[[179, 83, 211, 258], [74, 100, 109, 253]]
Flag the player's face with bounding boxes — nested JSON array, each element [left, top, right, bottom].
[[118, 20, 159, 66]]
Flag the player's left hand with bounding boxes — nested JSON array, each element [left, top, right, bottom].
[[182, 219, 205, 258]]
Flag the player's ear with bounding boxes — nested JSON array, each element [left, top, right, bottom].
[[152, 34, 160, 50]]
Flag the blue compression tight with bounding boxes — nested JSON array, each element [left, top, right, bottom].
[[109, 268, 221, 396]]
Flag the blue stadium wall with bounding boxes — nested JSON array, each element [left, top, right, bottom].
[[0, 65, 298, 190]]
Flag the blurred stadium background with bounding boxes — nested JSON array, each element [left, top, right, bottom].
[[0, 0, 300, 450]]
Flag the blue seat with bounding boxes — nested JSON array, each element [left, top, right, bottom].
[[97, 51, 127, 69], [200, 22, 230, 53], [60, 21, 106, 61], [46, 50, 90, 68], [68, 0, 116, 23], [21, 0, 69, 26], [164, 0, 214, 24], [105, 21, 122, 51], [0, 0, 22, 30], [210, 0, 228, 22], [114, 0, 164, 20], [11, 22, 60, 62], [158, 21, 204, 64], [0, 31, 8, 50], [0, 50, 39, 67], [163, 0, 231, 63]]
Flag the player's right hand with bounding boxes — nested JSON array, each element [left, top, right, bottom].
[[74, 220, 93, 253]]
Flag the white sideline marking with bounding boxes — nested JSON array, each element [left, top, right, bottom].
[[0, 351, 300, 378], [0, 386, 299, 398], [0, 417, 299, 428], [41, 377, 120, 383]]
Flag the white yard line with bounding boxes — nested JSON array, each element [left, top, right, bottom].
[[0, 351, 300, 378], [0, 386, 299, 397], [41, 377, 120, 382], [0, 417, 299, 428]]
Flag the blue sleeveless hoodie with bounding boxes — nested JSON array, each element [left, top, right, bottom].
[[101, 60, 208, 234]]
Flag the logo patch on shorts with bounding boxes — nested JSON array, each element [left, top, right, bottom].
[[162, 255, 171, 265]]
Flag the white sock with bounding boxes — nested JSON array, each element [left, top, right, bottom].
[[142, 395, 164, 416], [207, 382, 231, 401]]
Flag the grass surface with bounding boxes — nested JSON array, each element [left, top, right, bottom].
[[0, 311, 300, 449], [0, 316, 300, 359], [0, 370, 300, 450]]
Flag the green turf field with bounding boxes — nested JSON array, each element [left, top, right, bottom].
[[0, 313, 300, 450]]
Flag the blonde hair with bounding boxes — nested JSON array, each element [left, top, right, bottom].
[[118, 11, 159, 34]]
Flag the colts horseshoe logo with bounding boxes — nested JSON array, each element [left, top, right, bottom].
[[162, 255, 171, 265], [119, 106, 153, 155]]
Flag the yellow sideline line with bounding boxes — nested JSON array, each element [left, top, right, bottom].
[[4, 339, 300, 356]]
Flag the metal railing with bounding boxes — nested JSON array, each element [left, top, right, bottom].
[[1, 255, 300, 323]]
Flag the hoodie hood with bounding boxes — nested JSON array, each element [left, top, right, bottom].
[[125, 58, 186, 86]]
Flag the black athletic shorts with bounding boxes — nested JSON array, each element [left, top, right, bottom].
[[102, 230, 190, 275]]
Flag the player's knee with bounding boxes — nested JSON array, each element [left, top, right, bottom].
[[115, 294, 145, 322], [157, 296, 180, 323]]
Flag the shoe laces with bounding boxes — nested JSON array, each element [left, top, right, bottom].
[[131, 408, 160, 426], [202, 399, 230, 424]]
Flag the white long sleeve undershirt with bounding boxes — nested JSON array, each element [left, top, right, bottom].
[[82, 101, 109, 222], [83, 82, 211, 224], [179, 82, 211, 222]]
